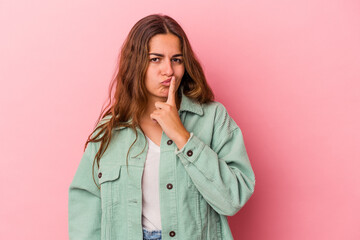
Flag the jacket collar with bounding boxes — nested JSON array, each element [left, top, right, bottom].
[[177, 85, 204, 116], [113, 86, 203, 131]]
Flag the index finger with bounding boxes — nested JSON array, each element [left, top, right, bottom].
[[166, 76, 176, 106]]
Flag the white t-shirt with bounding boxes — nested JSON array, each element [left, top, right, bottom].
[[141, 136, 162, 231]]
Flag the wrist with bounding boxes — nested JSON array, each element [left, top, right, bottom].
[[175, 130, 191, 150]]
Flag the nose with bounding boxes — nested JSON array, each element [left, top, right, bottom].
[[161, 59, 174, 76]]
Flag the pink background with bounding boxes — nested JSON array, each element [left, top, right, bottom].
[[1, 0, 359, 239]]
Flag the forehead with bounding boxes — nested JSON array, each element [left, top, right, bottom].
[[148, 33, 182, 52]]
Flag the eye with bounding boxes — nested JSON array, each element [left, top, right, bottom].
[[150, 58, 160, 62], [172, 58, 183, 63]]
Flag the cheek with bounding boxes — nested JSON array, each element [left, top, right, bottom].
[[175, 65, 185, 76], [146, 66, 159, 78], [145, 68, 156, 81]]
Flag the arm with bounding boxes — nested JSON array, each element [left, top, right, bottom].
[[68, 141, 101, 240], [175, 104, 256, 216]]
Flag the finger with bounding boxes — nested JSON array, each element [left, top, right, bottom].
[[155, 101, 167, 109], [154, 101, 162, 110], [150, 113, 159, 124], [166, 76, 176, 106]]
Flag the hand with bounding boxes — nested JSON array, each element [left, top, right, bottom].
[[150, 76, 190, 150]]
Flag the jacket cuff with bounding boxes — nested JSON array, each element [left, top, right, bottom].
[[174, 132, 205, 166]]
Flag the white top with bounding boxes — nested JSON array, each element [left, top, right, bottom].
[[141, 136, 162, 231]]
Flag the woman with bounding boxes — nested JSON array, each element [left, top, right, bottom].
[[68, 14, 255, 240]]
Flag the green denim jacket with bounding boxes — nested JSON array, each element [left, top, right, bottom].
[[68, 87, 256, 240]]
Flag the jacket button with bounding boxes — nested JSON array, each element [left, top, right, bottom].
[[167, 140, 173, 145], [169, 231, 176, 237], [98, 172, 102, 178], [167, 183, 173, 189], [187, 150, 193, 157]]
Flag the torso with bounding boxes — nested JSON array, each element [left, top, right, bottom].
[[139, 117, 163, 147]]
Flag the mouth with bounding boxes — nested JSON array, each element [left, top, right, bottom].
[[161, 77, 173, 86], [161, 77, 172, 83]]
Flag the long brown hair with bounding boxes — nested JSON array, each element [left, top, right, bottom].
[[85, 14, 214, 189]]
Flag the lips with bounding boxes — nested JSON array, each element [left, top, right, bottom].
[[161, 77, 172, 83], [161, 77, 172, 86]]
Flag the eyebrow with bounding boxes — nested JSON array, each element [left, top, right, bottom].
[[149, 53, 183, 57]]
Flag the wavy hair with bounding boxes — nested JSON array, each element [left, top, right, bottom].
[[85, 14, 214, 189]]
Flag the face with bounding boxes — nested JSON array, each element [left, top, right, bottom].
[[144, 33, 185, 102]]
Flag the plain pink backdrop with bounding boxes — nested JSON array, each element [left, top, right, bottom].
[[1, 0, 359, 239]]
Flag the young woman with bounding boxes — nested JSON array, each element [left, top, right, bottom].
[[68, 14, 255, 240]]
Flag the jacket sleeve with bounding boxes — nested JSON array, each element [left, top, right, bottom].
[[68, 141, 101, 240], [175, 103, 256, 216]]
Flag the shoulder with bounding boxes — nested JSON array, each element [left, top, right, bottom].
[[202, 100, 227, 113], [201, 100, 230, 119], [202, 101, 239, 133]]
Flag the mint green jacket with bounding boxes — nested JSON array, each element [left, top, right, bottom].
[[68, 88, 256, 240]]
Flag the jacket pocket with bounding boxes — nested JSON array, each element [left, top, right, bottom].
[[98, 164, 122, 208]]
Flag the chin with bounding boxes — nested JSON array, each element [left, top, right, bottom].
[[151, 92, 168, 100]]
